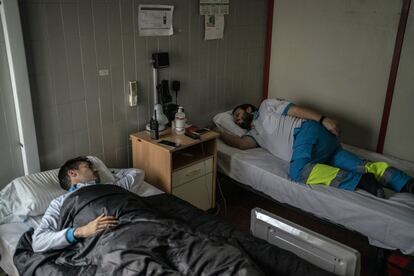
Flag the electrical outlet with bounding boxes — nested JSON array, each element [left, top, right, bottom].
[[98, 69, 109, 76]]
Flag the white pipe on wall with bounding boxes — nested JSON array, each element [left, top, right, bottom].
[[0, 0, 40, 174]]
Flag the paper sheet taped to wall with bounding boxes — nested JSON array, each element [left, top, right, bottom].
[[200, 0, 229, 15], [204, 15, 224, 40], [138, 5, 174, 36]]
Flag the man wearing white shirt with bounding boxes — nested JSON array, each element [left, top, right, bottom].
[[32, 156, 142, 252], [217, 99, 414, 197]]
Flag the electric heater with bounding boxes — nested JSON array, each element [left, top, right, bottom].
[[250, 208, 360, 276]]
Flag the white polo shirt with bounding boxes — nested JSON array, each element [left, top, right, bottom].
[[246, 99, 304, 161]]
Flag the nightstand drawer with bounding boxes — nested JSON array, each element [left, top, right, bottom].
[[172, 173, 213, 210], [172, 157, 213, 188]]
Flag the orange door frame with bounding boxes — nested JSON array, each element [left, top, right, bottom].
[[376, 0, 411, 153]]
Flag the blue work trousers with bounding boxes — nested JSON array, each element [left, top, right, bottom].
[[289, 121, 411, 192]]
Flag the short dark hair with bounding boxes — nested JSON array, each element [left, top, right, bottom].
[[58, 156, 92, 190], [232, 104, 258, 115]]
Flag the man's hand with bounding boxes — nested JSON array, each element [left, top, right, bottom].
[[322, 117, 340, 136], [74, 214, 119, 238], [288, 106, 341, 136]]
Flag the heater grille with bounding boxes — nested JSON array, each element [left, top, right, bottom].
[[250, 208, 360, 276]]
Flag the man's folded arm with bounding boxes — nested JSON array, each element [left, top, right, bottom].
[[32, 198, 77, 252], [113, 168, 144, 191], [287, 105, 340, 136], [217, 129, 257, 150]]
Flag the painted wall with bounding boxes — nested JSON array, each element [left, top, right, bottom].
[[268, 0, 403, 152], [0, 13, 24, 188], [19, 0, 266, 169], [384, 7, 414, 162]]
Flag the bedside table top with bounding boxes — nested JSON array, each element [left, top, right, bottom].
[[130, 129, 219, 152]]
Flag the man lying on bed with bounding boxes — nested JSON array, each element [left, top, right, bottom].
[[31, 156, 135, 252], [216, 99, 414, 198], [15, 155, 332, 276]]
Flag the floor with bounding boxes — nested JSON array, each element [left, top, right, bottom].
[[215, 174, 387, 276]]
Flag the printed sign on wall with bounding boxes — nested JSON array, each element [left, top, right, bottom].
[[139, 5, 174, 36]]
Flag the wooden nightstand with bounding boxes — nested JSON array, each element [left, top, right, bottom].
[[130, 129, 219, 210]]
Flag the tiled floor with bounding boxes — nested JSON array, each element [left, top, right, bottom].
[[215, 175, 386, 276]]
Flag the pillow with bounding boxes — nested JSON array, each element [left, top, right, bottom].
[[213, 110, 247, 137], [0, 156, 115, 224], [0, 169, 63, 224]]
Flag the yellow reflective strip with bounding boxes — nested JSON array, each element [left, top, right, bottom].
[[306, 164, 340, 186], [365, 162, 389, 180]]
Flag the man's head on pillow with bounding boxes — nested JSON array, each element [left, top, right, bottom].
[[58, 156, 100, 190], [232, 104, 258, 130]]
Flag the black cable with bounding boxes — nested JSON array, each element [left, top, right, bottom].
[[216, 176, 227, 217]]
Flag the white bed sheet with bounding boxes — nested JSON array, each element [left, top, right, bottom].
[[217, 140, 414, 254], [0, 181, 164, 276]]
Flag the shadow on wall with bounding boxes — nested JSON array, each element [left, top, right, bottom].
[[291, 98, 376, 151], [334, 116, 375, 151]]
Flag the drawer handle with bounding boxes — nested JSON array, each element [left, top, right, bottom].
[[186, 169, 202, 177]]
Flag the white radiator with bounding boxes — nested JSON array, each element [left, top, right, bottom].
[[250, 208, 360, 276]]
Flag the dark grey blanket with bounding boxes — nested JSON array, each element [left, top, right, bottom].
[[14, 185, 332, 276]]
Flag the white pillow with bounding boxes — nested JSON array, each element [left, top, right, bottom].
[[213, 110, 247, 137], [0, 169, 63, 224], [0, 156, 115, 224]]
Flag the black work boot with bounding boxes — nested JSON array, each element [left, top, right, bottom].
[[401, 178, 414, 194], [357, 173, 385, 198]]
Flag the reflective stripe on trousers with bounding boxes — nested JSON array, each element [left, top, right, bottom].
[[364, 162, 411, 192], [289, 121, 412, 192]]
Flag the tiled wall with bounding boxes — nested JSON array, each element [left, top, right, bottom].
[[19, 0, 266, 169], [0, 13, 24, 187]]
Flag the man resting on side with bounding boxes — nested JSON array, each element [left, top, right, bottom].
[[216, 99, 414, 197]]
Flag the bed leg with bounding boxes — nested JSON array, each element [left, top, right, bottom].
[[375, 248, 389, 276]]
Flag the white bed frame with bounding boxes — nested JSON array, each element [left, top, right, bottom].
[[216, 139, 414, 256]]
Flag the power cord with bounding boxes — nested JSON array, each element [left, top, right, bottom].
[[215, 176, 227, 217]]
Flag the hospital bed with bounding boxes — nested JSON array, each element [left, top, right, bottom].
[[0, 171, 163, 276], [1, 165, 331, 275], [216, 139, 414, 254]]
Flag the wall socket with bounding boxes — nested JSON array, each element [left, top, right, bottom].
[[98, 69, 109, 76], [128, 81, 138, 107]]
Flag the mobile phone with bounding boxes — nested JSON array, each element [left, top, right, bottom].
[[194, 128, 209, 134], [185, 131, 200, 140], [158, 140, 181, 148]]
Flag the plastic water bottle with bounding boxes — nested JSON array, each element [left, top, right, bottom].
[[175, 106, 186, 135]]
